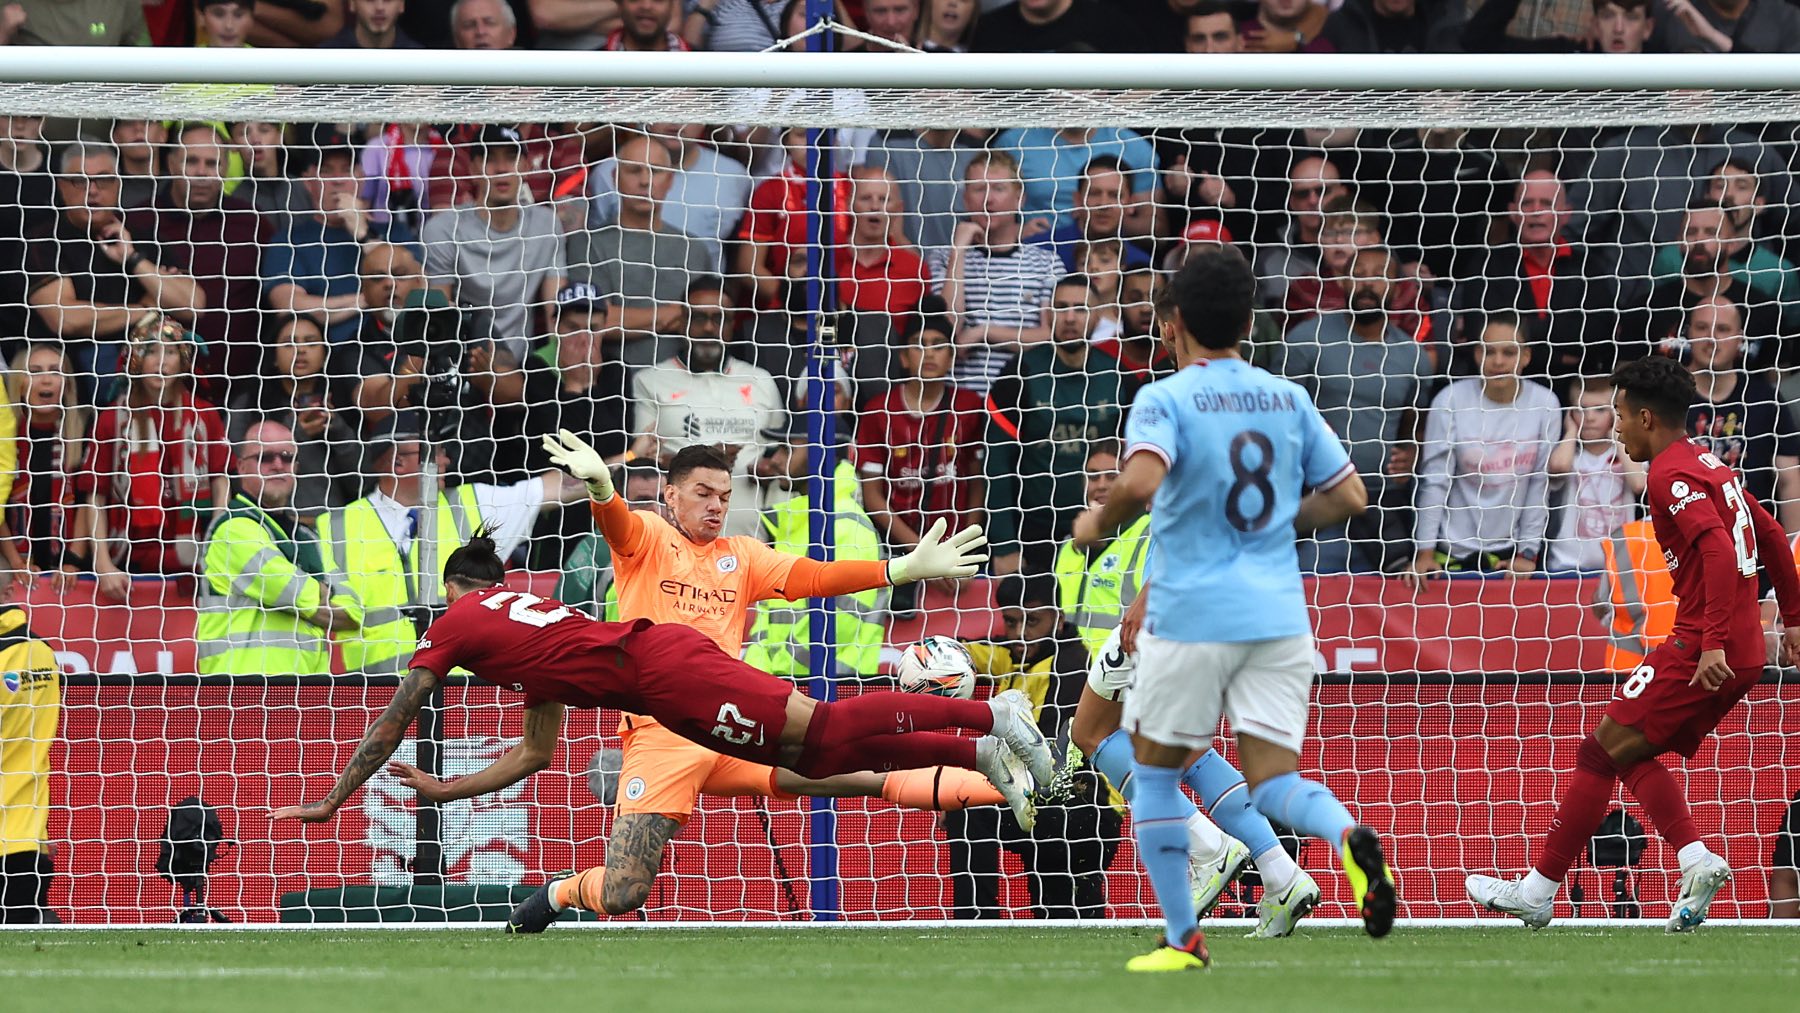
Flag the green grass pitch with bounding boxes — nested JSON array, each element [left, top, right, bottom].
[[3, 926, 1796, 1013]]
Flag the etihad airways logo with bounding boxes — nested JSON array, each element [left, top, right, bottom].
[[660, 580, 737, 603]]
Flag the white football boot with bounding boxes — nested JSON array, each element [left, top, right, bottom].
[[1190, 838, 1252, 918], [1667, 852, 1732, 933], [1250, 870, 1321, 939], [1465, 874, 1554, 929], [974, 735, 1037, 832], [990, 688, 1055, 785]]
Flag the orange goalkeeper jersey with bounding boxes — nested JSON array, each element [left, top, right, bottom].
[[593, 496, 888, 730]]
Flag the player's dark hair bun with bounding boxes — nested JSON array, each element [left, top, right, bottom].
[[443, 523, 506, 587]]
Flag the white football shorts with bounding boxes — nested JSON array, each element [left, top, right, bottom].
[[1121, 631, 1316, 754]]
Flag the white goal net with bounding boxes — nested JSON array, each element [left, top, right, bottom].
[[2, 49, 1798, 927]]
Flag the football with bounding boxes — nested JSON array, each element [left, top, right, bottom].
[[895, 635, 978, 699]]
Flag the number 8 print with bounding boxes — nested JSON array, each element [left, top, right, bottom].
[[1620, 664, 1654, 699]]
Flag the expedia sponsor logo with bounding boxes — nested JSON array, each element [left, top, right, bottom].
[[659, 580, 737, 603], [417, 638, 433, 650], [1667, 480, 1707, 515]]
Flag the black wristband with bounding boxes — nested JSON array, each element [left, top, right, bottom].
[[124, 252, 146, 274]]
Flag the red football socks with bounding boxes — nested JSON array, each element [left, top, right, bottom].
[[820, 693, 995, 737], [1620, 757, 1702, 853], [792, 694, 990, 777], [1535, 736, 1619, 882]]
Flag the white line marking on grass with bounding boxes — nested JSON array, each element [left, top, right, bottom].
[[0, 967, 583, 981]]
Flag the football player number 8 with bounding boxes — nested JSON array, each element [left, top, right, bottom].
[[1621, 665, 1654, 699], [480, 590, 575, 627]]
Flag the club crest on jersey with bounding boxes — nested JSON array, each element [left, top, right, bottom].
[[624, 777, 646, 800], [717, 555, 739, 574]]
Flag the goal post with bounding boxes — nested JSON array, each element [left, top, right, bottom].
[[4, 47, 1800, 928]]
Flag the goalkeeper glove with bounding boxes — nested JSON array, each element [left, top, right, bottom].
[[886, 519, 988, 585], [541, 429, 616, 502]]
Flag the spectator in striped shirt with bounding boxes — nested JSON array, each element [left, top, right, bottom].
[[927, 150, 1062, 394]]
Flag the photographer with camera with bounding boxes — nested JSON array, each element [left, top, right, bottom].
[[313, 289, 587, 674]]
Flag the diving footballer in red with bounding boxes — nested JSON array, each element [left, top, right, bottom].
[[1467, 356, 1800, 931], [272, 532, 1048, 833]]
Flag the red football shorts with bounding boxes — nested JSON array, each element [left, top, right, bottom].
[[1605, 636, 1761, 758], [623, 624, 796, 766]]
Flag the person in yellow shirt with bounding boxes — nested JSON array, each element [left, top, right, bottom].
[[481, 433, 1037, 930], [0, 606, 60, 923]]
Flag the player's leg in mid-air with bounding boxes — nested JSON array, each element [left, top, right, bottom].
[[626, 624, 1051, 828], [1467, 640, 1743, 932], [1072, 631, 1318, 937], [509, 725, 1007, 932]]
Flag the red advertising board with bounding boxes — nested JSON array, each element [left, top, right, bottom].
[[47, 680, 1799, 924], [31, 572, 1793, 924]]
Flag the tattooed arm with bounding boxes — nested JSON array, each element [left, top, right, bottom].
[[387, 702, 566, 803], [271, 667, 440, 823]]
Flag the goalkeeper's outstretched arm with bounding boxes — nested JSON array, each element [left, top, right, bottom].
[[271, 667, 440, 823]]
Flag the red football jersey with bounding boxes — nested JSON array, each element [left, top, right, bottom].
[[1647, 438, 1774, 669], [408, 587, 652, 708], [852, 386, 987, 539]]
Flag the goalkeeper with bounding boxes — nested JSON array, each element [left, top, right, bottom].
[[481, 432, 1038, 930]]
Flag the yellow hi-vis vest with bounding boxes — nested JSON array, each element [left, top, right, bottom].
[[0, 608, 58, 858], [744, 461, 887, 678], [196, 495, 355, 676], [1053, 512, 1152, 659], [316, 485, 480, 674], [1595, 518, 1677, 672]]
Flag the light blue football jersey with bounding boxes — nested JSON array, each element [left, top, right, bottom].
[[1124, 358, 1353, 644]]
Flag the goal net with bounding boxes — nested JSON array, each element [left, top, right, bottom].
[[3, 49, 1798, 927]]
